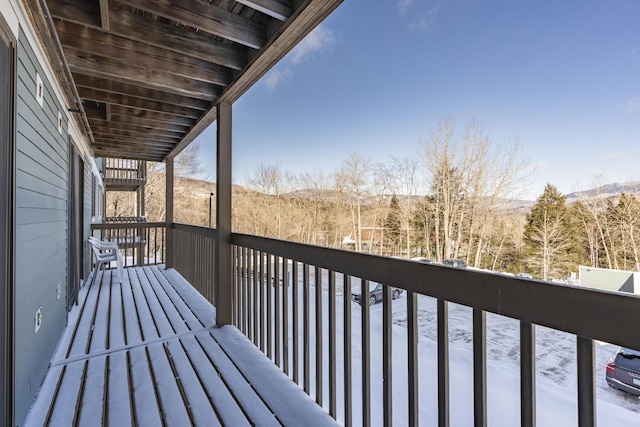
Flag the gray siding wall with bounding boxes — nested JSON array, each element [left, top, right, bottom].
[[14, 26, 69, 424], [83, 157, 92, 279]]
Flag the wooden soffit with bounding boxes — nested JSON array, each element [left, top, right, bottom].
[[24, 0, 343, 161]]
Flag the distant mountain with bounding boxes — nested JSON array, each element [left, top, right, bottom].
[[185, 178, 640, 214], [565, 182, 640, 203]]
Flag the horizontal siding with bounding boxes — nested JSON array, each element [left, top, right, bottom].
[[16, 187, 66, 210], [16, 221, 67, 245], [14, 25, 70, 427], [16, 169, 66, 201], [16, 149, 67, 191]]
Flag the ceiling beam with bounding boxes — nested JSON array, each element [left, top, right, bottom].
[[93, 133, 178, 146], [90, 123, 182, 139], [99, 0, 109, 29], [106, 105, 198, 127], [66, 51, 217, 100], [94, 148, 167, 162], [47, 0, 248, 70], [74, 74, 212, 110], [93, 139, 170, 150], [116, 0, 266, 49], [88, 117, 189, 135], [55, 21, 233, 87], [236, 0, 293, 21], [78, 87, 204, 118]]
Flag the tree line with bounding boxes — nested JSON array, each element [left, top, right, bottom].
[[106, 119, 640, 280]]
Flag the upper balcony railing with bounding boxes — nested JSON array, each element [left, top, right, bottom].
[[96, 222, 640, 426], [103, 158, 147, 191]]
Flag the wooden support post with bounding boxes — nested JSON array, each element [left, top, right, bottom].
[[215, 102, 232, 326], [165, 157, 174, 268]]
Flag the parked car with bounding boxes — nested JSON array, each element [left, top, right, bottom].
[[515, 272, 533, 278], [352, 282, 403, 306], [411, 257, 432, 264], [606, 347, 640, 396], [442, 259, 467, 268]]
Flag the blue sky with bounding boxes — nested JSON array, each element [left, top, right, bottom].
[[193, 0, 640, 200]]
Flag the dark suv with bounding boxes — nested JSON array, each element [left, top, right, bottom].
[[352, 282, 403, 306], [606, 347, 640, 395]]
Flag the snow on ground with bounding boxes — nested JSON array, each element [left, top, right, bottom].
[[269, 269, 640, 426]]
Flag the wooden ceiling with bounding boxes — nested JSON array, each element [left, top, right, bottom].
[[25, 0, 342, 161]]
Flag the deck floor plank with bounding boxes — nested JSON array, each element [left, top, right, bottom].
[[108, 279, 126, 349], [127, 268, 159, 342], [78, 356, 106, 427], [65, 272, 104, 358], [24, 265, 338, 427], [151, 267, 205, 330], [178, 334, 253, 426], [105, 352, 133, 427], [145, 342, 193, 426], [129, 346, 163, 427], [45, 360, 84, 426], [89, 274, 113, 353], [195, 330, 281, 427], [141, 266, 190, 335], [119, 269, 143, 345]]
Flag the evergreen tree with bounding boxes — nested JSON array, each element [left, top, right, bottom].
[[523, 184, 578, 280], [411, 196, 436, 259], [384, 195, 402, 255]]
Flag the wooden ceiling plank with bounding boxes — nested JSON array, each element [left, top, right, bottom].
[[47, 0, 101, 27], [92, 127, 180, 141], [47, 0, 248, 70], [94, 134, 177, 147], [94, 139, 172, 151], [55, 21, 233, 87], [88, 119, 186, 136], [66, 53, 216, 100], [74, 74, 214, 110], [94, 148, 167, 161], [92, 127, 178, 141], [94, 141, 169, 151], [116, 0, 266, 49], [84, 102, 196, 128], [94, 140, 169, 150], [78, 87, 203, 119], [108, 105, 197, 127], [236, 0, 292, 21]]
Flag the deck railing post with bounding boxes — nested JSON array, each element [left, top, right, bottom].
[[215, 101, 233, 326], [165, 157, 174, 268]]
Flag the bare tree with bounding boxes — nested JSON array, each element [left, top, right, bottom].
[[336, 152, 372, 252], [420, 118, 530, 265], [387, 156, 419, 257]]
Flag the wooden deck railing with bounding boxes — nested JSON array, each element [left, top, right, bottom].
[[172, 223, 216, 304], [116, 224, 640, 426], [228, 233, 640, 427], [90, 222, 166, 268]]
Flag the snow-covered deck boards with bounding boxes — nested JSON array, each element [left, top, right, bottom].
[[25, 266, 336, 427]]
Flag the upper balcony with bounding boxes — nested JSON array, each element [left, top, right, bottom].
[[103, 158, 147, 192]]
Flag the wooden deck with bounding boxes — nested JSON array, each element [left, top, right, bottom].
[[25, 266, 336, 427]]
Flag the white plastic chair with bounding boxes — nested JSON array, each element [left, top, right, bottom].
[[88, 236, 123, 283]]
